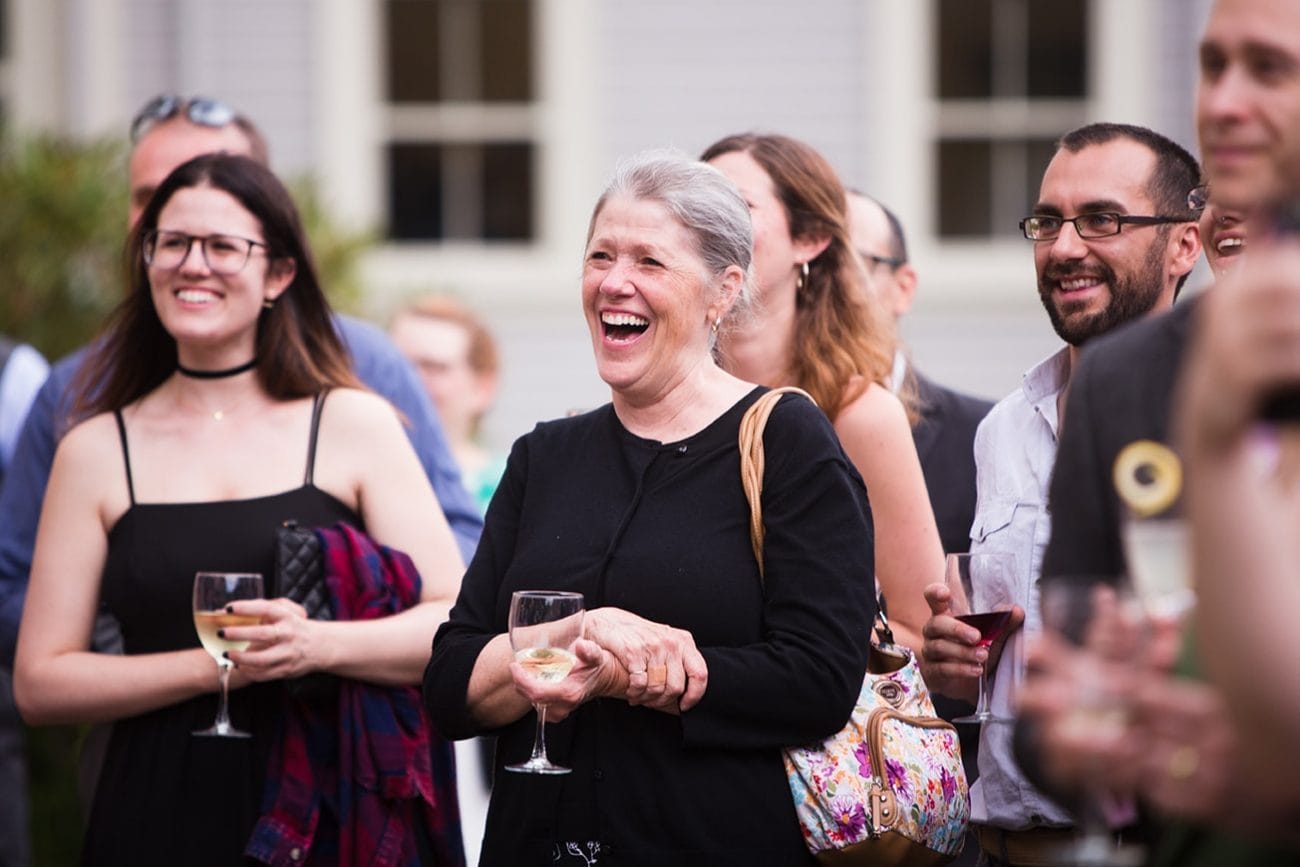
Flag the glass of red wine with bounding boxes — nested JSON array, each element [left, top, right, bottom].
[[946, 551, 1019, 724]]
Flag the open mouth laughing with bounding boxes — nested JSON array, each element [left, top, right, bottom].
[[601, 311, 649, 343]]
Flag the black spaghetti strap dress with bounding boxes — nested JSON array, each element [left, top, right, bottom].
[[82, 393, 358, 866]]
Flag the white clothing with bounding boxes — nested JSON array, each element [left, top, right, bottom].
[[968, 348, 1073, 830]]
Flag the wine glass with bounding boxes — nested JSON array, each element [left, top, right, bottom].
[[192, 571, 263, 738], [946, 551, 1019, 725], [1120, 514, 1193, 624], [1039, 575, 1146, 867], [505, 590, 585, 775]]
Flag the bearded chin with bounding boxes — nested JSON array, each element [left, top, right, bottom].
[[1046, 300, 1106, 346]]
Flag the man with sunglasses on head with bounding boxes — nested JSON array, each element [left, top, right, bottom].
[[0, 95, 483, 663], [918, 122, 1201, 867]]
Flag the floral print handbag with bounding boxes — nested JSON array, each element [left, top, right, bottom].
[[740, 388, 971, 866], [782, 637, 970, 866]]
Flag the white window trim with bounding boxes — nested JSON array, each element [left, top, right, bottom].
[[862, 0, 1159, 306], [314, 0, 599, 311]]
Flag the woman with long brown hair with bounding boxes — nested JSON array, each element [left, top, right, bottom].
[[14, 153, 464, 864], [703, 133, 943, 651]]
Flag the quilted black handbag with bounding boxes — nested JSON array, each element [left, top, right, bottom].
[[274, 520, 332, 621], [272, 519, 338, 702]]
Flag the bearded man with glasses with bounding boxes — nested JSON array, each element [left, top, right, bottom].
[[918, 122, 1201, 867]]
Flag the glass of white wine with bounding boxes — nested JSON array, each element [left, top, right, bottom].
[[505, 590, 585, 775], [1120, 515, 1193, 624], [192, 571, 263, 738], [1039, 575, 1146, 867]]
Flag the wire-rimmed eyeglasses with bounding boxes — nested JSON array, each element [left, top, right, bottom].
[[143, 230, 268, 276], [1019, 213, 1192, 242], [130, 95, 237, 143]]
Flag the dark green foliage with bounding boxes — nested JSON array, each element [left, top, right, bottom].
[[0, 129, 129, 360]]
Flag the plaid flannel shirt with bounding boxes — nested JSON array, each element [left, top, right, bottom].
[[246, 522, 464, 866]]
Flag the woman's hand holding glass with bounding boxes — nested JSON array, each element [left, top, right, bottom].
[[581, 607, 708, 712], [210, 596, 318, 682], [192, 572, 263, 738]]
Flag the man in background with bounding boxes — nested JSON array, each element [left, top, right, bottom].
[[848, 193, 991, 866], [0, 335, 47, 866], [848, 191, 992, 557], [922, 122, 1202, 866]]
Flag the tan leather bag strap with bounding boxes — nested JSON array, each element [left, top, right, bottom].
[[738, 386, 816, 582]]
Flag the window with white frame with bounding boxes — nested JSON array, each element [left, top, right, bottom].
[[384, 0, 537, 242], [933, 0, 1089, 238]]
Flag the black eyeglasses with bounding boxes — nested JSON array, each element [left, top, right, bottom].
[[858, 250, 906, 271], [1019, 212, 1191, 241], [143, 230, 268, 275], [130, 95, 237, 143]]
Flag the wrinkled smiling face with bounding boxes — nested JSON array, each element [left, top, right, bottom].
[[581, 195, 723, 402], [1032, 140, 1175, 346]]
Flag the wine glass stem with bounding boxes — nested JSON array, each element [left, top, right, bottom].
[[530, 703, 550, 763], [975, 666, 990, 716], [215, 661, 235, 732]]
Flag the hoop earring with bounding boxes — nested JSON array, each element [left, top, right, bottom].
[[711, 318, 720, 336], [796, 261, 810, 293], [262, 298, 275, 310]]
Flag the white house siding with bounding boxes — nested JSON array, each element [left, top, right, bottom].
[[1, 0, 1223, 451], [597, 0, 870, 184], [121, 0, 316, 177]]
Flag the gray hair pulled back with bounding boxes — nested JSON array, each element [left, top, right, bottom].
[[588, 150, 755, 325]]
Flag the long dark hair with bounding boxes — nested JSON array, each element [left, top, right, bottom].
[[701, 133, 895, 422], [73, 153, 361, 418]]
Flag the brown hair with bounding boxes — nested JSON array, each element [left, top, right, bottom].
[[399, 295, 500, 380], [700, 133, 896, 421], [73, 153, 361, 418]]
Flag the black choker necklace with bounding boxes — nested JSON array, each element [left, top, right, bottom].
[[176, 358, 257, 379]]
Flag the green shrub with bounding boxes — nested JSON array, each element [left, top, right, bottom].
[[0, 128, 374, 360]]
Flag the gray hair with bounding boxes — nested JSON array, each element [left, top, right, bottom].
[[588, 150, 755, 333]]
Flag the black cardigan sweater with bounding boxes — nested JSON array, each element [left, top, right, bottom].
[[425, 387, 876, 866]]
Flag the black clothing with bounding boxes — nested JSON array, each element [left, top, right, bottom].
[[1040, 297, 1199, 580], [910, 370, 993, 558], [83, 396, 357, 866], [425, 387, 876, 866], [908, 369, 991, 865], [1017, 300, 1198, 836]]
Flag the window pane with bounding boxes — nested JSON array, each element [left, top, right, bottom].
[[1024, 139, 1059, 204], [481, 0, 532, 102], [937, 140, 992, 237], [387, 0, 441, 103], [483, 143, 533, 239], [387, 142, 534, 241], [1027, 1, 1087, 97], [937, 0, 992, 99], [389, 144, 444, 240]]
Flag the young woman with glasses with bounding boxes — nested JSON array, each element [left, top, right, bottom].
[[13, 153, 466, 865]]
